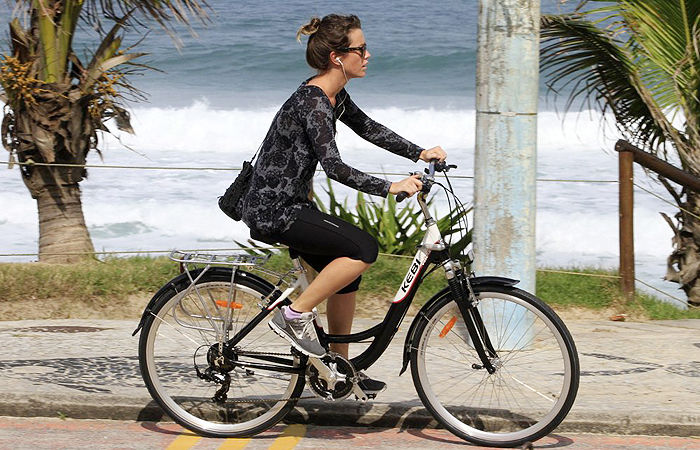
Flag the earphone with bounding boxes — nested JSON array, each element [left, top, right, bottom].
[[335, 56, 348, 85]]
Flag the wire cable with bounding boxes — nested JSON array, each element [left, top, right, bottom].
[[0, 160, 618, 183]]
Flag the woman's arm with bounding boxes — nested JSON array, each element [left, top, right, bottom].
[[338, 91, 424, 161], [301, 91, 392, 197]]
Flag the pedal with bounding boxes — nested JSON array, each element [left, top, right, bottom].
[[355, 392, 376, 401], [352, 382, 369, 402]]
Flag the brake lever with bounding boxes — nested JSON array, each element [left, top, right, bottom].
[[430, 161, 458, 173], [397, 170, 427, 203], [397, 161, 457, 202]]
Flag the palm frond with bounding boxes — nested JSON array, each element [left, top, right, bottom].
[[85, 0, 210, 37], [617, 1, 700, 96], [540, 13, 677, 154]]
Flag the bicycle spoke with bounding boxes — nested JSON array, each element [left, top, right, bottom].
[[412, 289, 578, 446], [149, 310, 203, 350], [140, 274, 304, 437]]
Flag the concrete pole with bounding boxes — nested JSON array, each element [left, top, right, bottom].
[[473, 0, 539, 295]]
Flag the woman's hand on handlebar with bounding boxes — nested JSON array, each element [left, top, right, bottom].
[[392, 146, 445, 200], [419, 146, 447, 162], [389, 174, 423, 198]]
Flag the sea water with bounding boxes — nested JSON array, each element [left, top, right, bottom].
[[0, 0, 684, 304]]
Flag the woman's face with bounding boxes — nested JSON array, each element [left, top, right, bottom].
[[338, 28, 370, 79]]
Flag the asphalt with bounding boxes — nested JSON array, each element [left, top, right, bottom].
[[0, 316, 699, 437]]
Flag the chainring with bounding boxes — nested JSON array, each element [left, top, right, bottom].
[[306, 352, 356, 400]]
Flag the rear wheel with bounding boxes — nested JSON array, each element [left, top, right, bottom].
[[410, 285, 579, 447], [138, 268, 305, 437]]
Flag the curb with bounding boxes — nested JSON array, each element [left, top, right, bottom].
[[2, 393, 699, 437]]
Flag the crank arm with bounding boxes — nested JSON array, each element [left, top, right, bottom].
[[307, 356, 348, 392], [308, 357, 333, 379], [351, 380, 368, 402]]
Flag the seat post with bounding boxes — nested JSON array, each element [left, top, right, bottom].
[[291, 256, 305, 272], [289, 252, 314, 289]]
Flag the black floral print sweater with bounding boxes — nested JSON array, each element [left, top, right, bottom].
[[241, 80, 423, 235]]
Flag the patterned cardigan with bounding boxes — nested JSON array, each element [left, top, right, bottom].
[[240, 81, 423, 235]]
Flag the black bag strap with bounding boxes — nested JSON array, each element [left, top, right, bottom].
[[248, 142, 263, 164]]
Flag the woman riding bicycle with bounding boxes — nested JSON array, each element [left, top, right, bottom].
[[239, 14, 447, 396]]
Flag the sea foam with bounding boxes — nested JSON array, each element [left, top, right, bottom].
[[95, 100, 617, 157], [0, 100, 681, 302]]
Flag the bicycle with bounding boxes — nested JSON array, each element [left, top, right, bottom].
[[134, 161, 580, 448]]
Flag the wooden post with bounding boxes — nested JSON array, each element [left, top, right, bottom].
[[619, 149, 635, 301], [614, 139, 700, 303]]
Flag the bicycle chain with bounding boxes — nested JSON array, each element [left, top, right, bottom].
[[221, 349, 316, 404], [234, 349, 295, 358], [222, 350, 362, 404]]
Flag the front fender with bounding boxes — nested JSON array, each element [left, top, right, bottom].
[[398, 275, 519, 376]]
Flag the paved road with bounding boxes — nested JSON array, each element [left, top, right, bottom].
[[1, 417, 699, 450], [1, 318, 699, 436]]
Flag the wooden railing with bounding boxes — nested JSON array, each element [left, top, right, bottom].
[[615, 139, 700, 300]]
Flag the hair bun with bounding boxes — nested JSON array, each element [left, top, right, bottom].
[[296, 17, 321, 42]]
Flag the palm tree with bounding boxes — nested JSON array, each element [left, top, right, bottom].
[[0, 0, 208, 263], [540, 0, 700, 306]]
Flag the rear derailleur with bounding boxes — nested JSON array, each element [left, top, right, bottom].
[[194, 344, 235, 403]]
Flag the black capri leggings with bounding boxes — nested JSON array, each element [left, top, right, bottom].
[[261, 208, 379, 294]]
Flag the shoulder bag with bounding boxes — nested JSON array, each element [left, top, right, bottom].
[[218, 146, 260, 221]]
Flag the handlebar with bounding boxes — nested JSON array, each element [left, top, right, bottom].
[[395, 191, 411, 203], [396, 160, 457, 202]]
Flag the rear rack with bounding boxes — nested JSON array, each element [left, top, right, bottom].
[[169, 250, 269, 267]]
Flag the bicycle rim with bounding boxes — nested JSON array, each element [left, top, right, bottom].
[[140, 274, 304, 437], [412, 287, 579, 446]]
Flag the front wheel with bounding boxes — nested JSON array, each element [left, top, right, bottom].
[[410, 285, 579, 447]]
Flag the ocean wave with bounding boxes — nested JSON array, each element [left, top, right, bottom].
[[91, 100, 618, 156]]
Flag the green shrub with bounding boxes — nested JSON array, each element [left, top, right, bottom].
[[314, 179, 471, 259]]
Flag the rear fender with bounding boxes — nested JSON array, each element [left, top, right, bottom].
[[132, 267, 274, 336]]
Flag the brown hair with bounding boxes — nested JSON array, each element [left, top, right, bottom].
[[296, 14, 362, 72]]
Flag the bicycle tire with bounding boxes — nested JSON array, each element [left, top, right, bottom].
[[410, 284, 579, 447], [138, 268, 305, 437]]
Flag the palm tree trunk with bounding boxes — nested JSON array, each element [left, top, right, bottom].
[[10, 84, 96, 264], [666, 191, 700, 307], [36, 182, 94, 263]]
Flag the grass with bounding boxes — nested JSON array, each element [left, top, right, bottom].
[[537, 267, 700, 320], [0, 256, 178, 305], [0, 255, 699, 321]]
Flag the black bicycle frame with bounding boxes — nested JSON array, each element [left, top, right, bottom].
[[221, 248, 500, 381], [220, 252, 432, 372], [220, 163, 502, 377], [320, 249, 439, 371]]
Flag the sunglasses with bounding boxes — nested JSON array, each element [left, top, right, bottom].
[[338, 43, 367, 59]]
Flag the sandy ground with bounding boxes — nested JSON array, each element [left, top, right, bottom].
[[0, 293, 420, 321], [0, 292, 623, 322]]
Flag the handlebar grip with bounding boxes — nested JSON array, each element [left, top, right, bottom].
[[396, 191, 409, 203]]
